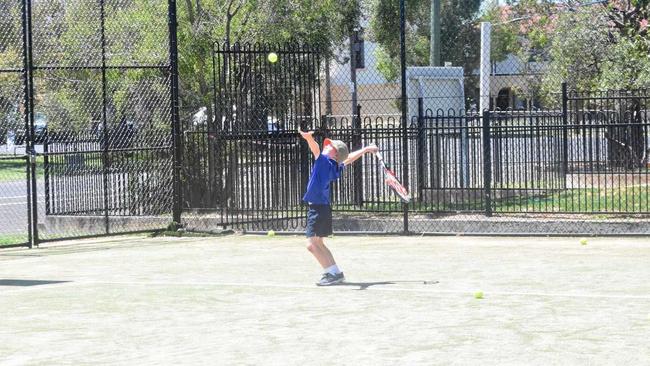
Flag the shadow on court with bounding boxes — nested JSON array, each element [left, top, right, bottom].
[[0, 279, 70, 287], [335, 280, 439, 290]]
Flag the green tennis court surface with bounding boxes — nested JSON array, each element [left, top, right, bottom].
[[1, 235, 649, 365]]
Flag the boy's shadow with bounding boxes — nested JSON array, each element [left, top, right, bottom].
[[334, 280, 439, 291]]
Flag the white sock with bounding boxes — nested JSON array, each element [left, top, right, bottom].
[[325, 264, 341, 275]]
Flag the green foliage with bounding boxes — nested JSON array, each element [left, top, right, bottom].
[[1, 2, 26, 124], [489, 0, 650, 106], [0, 158, 43, 183], [598, 36, 650, 90], [0, 2, 23, 66], [481, 1, 561, 105], [375, 47, 399, 83], [2, 1, 361, 135], [105, 0, 168, 66], [16, 0, 172, 136], [177, 0, 362, 116], [539, 6, 610, 105], [368, 0, 482, 107], [369, 0, 482, 81], [494, 185, 650, 213], [0, 234, 28, 246]]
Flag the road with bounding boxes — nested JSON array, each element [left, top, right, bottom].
[[0, 144, 44, 155], [0, 144, 44, 238], [0, 179, 44, 237]]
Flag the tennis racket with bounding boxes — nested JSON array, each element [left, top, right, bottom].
[[374, 150, 411, 203]]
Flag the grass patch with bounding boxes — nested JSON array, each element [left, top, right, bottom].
[[0, 157, 44, 183], [0, 234, 29, 246], [0, 158, 28, 182], [336, 186, 650, 214], [494, 186, 650, 213]]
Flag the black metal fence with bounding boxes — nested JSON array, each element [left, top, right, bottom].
[[183, 77, 650, 235], [180, 42, 320, 232]]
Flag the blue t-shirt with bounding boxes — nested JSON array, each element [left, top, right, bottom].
[[303, 153, 344, 205]]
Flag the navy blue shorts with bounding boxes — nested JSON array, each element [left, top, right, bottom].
[[305, 204, 332, 238]]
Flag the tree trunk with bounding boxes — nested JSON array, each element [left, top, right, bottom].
[[606, 98, 647, 170]]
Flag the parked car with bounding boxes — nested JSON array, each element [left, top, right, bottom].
[[267, 117, 281, 133], [93, 118, 136, 148], [1, 103, 20, 144], [14, 112, 47, 145], [192, 106, 284, 135]]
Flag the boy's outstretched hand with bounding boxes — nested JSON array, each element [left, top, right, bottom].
[[365, 143, 379, 154], [299, 129, 314, 140], [299, 129, 321, 158], [343, 142, 379, 166]]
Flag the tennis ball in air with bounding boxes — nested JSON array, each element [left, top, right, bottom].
[[474, 291, 484, 299], [580, 238, 588, 245], [267, 230, 276, 237], [267, 52, 278, 63]]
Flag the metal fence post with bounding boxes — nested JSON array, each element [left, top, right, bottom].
[[25, 0, 38, 247], [299, 119, 310, 197], [168, 0, 182, 224], [100, 0, 110, 234], [350, 34, 358, 121], [353, 104, 363, 207], [417, 98, 425, 200], [483, 111, 492, 217], [21, 0, 31, 248], [562, 82, 569, 188], [399, 0, 409, 234]]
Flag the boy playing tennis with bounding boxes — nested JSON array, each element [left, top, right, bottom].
[[299, 129, 377, 286]]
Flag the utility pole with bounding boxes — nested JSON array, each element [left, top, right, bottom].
[[430, 0, 441, 66], [349, 32, 358, 120], [325, 57, 332, 116]]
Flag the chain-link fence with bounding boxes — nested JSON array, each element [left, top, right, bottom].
[[1, 0, 180, 247], [1, 1, 30, 247]]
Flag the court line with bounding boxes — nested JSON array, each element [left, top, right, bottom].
[[0, 195, 45, 200], [0, 202, 26, 207], [3, 279, 649, 300], [9, 279, 645, 300]]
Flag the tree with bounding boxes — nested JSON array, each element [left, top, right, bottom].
[[486, 0, 650, 101], [176, 0, 362, 207], [524, 5, 605, 104], [9, 0, 173, 141], [178, 0, 362, 123], [492, 0, 650, 168], [369, 0, 482, 107], [0, 2, 24, 141], [599, 1, 650, 169], [481, 0, 561, 108], [599, 0, 650, 90], [0, 0, 363, 207]]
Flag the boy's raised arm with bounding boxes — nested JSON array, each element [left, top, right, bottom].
[[343, 143, 378, 166], [299, 129, 320, 159]]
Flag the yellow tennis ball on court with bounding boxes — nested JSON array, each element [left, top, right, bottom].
[[580, 238, 588, 245], [474, 291, 484, 299], [267, 52, 278, 63], [267, 230, 276, 237]]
